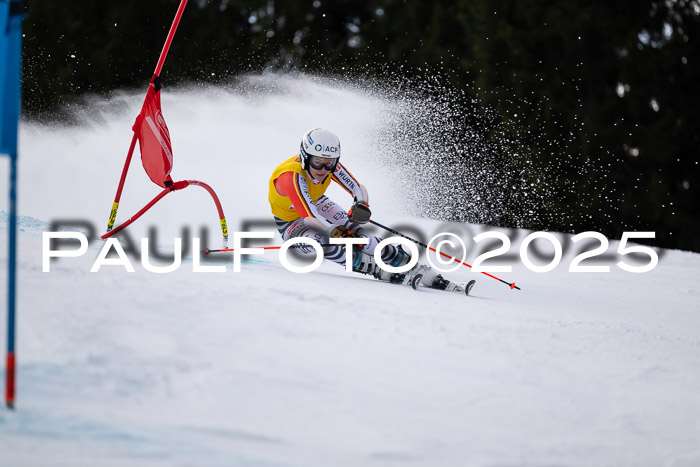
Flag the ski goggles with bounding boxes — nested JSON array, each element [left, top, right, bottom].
[[308, 156, 338, 171]]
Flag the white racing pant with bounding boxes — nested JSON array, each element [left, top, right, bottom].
[[274, 195, 401, 268]]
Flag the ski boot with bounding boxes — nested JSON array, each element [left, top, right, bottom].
[[429, 274, 450, 290], [352, 247, 422, 285]]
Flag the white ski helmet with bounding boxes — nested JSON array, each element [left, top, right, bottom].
[[300, 128, 341, 172]]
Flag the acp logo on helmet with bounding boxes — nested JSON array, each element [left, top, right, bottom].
[[314, 144, 339, 153]]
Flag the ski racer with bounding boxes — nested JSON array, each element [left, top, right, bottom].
[[268, 128, 414, 282]]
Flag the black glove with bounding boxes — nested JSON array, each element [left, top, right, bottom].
[[348, 202, 371, 224]]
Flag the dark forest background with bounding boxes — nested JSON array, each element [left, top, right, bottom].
[[20, 0, 700, 252]]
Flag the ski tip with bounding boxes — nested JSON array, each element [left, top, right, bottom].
[[466, 279, 476, 296]]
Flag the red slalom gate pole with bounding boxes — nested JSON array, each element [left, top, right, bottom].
[[102, 180, 228, 240], [153, 0, 188, 77], [102, 183, 179, 239], [104, 0, 189, 233], [105, 133, 138, 232], [369, 219, 520, 290]]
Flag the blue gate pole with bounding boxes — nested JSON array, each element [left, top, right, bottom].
[[1, 0, 25, 410], [6, 150, 16, 409]]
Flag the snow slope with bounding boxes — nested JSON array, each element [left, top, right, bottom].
[[1, 75, 700, 466]]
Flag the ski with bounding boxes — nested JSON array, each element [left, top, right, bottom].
[[352, 254, 475, 297], [401, 264, 476, 297]]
